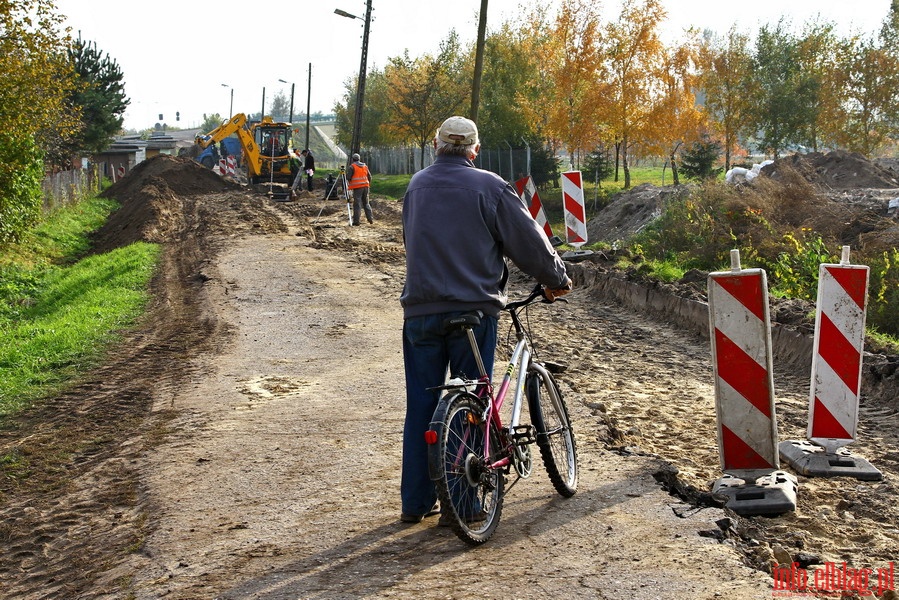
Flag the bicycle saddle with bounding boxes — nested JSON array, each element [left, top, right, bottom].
[[442, 311, 483, 332]]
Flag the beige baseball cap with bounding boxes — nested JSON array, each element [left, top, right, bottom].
[[436, 116, 479, 145]]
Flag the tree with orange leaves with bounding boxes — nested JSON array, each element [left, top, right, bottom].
[[601, 0, 668, 189]]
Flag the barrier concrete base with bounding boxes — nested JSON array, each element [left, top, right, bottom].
[[561, 249, 594, 262], [712, 471, 798, 516], [779, 439, 882, 481]]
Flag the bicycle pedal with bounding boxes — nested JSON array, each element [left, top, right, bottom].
[[511, 424, 536, 445]]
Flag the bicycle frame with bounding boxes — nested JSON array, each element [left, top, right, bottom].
[[456, 305, 533, 473]]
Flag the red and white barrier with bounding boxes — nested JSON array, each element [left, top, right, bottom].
[[514, 175, 553, 239], [708, 250, 779, 475], [561, 170, 587, 247], [226, 155, 237, 176], [808, 247, 869, 451], [117, 164, 126, 179], [217, 158, 227, 175], [708, 250, 796, 515], [779, 246, 881, 480]]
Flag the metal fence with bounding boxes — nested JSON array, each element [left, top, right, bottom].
[[362, 143, 533, 183]]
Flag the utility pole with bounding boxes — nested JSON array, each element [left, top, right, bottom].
[[335, 2, 372, 163], [470, 0, 488, 122], [351, 1, 372, 159], [306, 63, 312, 151]]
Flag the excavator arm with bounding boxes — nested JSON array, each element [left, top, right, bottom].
[[195, 113, 248, 149]]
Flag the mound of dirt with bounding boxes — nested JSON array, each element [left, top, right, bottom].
[[585, 182, 692, 244], [761, 149, 899, 189], [91, 155, 246, 253]]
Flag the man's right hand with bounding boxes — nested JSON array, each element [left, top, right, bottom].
[[544, 278, 573, 302]]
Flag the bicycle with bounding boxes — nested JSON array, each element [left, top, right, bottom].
[[425, 283, 578, 545]]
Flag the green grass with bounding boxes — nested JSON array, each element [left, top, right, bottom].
[[371, 174, 412, 200], [0, 196, 160, 418]]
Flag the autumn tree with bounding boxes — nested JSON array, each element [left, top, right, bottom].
[[792, 20, 841, 152], [269, 91, 291, 122], [697, 27, 753, 172], [381, 33, 469, 167], [832, 35, 899, 156], [645, 39, 706, 185], [535, 0, 604, 167], [602, 0, 668, 188], [334, 68, 395, 151], [0, 0, 79, 241]]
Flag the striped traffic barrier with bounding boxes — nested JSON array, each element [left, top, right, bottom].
[[779, 246, 882, 480], [708, 250, 797, 515], [514, 175, 554, 239], [561, 171, 587, 247], [226, 155, 237, 176], [560, 170, 593, 261], [117, 164, 125, 179]]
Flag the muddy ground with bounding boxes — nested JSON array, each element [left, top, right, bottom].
[[0, 155, 897, 599]]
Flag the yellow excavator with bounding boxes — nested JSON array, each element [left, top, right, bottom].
[[195, 113, 297, 199]]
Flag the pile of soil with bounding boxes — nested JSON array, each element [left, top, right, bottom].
[[585, 182, 692, 244], [761, 149, 899, 190], [588, 150, 899, 250], [92, 156, 289, 258]]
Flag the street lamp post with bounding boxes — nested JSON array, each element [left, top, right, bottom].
[[335, 2, 372, 162], [278, 79, 295, 124], [221, 83, 233, 117]]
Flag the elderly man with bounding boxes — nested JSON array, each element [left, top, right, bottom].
[[398, 115, 572, 524]]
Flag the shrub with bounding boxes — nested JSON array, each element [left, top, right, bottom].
[[0, 135, 43, 243]]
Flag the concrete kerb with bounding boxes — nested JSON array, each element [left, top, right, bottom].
[[565, 259, 899, 405], [564, 260, 814, 372]]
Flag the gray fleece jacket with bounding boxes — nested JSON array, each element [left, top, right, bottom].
[[400, 154, 569, 319]]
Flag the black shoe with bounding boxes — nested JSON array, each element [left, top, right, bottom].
[[367, 218, 374, 224], [400, 503, 440, 524], [438, 510, 487, 527]]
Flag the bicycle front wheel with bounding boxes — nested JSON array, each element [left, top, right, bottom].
[[429, 391, 504, 545], [526, 368, 578, 497]]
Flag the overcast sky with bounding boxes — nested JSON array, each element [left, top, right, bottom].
[[54, 0, 891, 131]]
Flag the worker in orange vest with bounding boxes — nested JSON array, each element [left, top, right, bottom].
[[347, 152, 373, 226]]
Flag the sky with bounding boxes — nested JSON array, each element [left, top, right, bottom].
[[54, 0, 893, 131]]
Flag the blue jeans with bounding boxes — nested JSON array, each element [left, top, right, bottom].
[[401, 311, 497, 516]]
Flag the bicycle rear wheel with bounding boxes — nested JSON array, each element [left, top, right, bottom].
[[429, 391, 504, 545], [526, 368, 578, 497]]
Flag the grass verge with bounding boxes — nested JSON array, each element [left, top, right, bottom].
[[0, 196, 160, 419]]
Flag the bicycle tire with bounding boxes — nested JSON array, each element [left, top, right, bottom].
[[526, 368, 578, 497], [429, 391, 504, 545]]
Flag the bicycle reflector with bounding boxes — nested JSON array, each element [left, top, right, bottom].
[[424, 430, 438, 445]]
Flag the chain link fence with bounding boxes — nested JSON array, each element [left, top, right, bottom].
[[360, 143, 533, 183]]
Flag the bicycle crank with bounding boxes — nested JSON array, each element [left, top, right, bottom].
[[511, 425, 535, 477]]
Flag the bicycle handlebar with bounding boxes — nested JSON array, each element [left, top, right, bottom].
[[504, 283, 567, 313]]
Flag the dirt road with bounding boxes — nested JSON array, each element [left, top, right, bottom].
[[1, 156, 896, 599]]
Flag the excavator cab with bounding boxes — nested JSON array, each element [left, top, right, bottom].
[[258, 128, 288, 157]]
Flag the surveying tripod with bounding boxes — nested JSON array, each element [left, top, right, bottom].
[[314, 165, 351, 225]]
